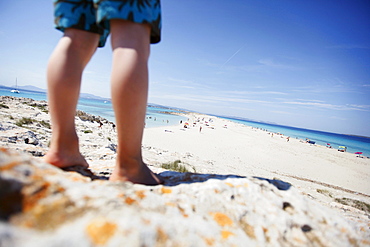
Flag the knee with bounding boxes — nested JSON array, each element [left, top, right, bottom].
[[110, 20, 151, 60], [63, 28, 99, 52]]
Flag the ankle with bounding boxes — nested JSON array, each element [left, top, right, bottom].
[[115, 156, 143, 174], [49, 134, 80, 153]]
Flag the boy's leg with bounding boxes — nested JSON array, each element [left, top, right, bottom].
[[109, 20, 161, 185], [44, 29, 99, 168]]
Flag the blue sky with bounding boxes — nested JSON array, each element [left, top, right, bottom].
[[0, 1, 369, 136]]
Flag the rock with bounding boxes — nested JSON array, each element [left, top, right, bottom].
[[106, 143, 117, 153], [5, 136, 17, 144], [26, 150, 44, 157], [24, 138, 38, 146], [0, 148, 368, 246]]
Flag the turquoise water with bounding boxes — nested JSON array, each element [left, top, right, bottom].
[[0, 86, 186, 128], [220, 116, 370, 158]]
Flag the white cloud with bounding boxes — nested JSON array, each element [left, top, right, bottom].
[[150, 94, 218, 104], [293, 99, 326, 103], [166, 77, 208, 89], [225, 90, 288, 95], [270, 110, 292, 115], [168, 77, 193, 84], [283, 101, 370, 112], [150, 92, 273, 105], [236, 58, 302, 73], [347, 104, 370, 110]]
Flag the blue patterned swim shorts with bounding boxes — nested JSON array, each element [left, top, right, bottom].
[[54, 0, 161, 47]]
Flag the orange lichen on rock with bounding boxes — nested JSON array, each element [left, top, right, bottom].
[[177, 206, 188, 218], [221, 230, 234, 239], [69, 174, 89, 182], [165, 202, 176, 207], [161, 187, 172, 194], [211, 212, 233, 227], [14, 195, 80, 231], [56, 186, 65, 193], [225, 182, 248, 188], [142, 218, 151, 225], [204, 237, 215, 246], [125, 197, 136, 205], [86, 218, 117, 245], [135, 190, 146, 199], [361, 239, 370, 245], [22, 182, 51, 213], [0, 160, 21, 171], [225, 182, 235, 187], [240, 222, 256, 239], [156, 227, 168, 244]]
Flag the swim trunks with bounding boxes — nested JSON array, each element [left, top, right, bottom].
[[53, 0, 161, 47]]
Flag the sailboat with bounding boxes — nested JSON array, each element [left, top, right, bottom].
[[11, 78, 20, 93]]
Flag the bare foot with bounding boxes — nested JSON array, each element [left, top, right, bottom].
[[44, 150, 89, 169], [109, 162, 163, 186]]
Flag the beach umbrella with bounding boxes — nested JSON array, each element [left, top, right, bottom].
[[355, 152, 363, 157]]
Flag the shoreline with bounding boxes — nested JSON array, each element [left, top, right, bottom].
[[218, 116, 370, 158], [0, 95, 369, 231]]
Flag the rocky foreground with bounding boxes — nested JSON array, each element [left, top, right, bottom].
[[1, 148, 369, 247], [0, 96, 369, 246]]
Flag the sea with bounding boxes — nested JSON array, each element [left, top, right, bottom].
[[1, 86, 369, 157], [0, 86, 187, 129]]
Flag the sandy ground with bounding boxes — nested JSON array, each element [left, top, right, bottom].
[[1, 96, 369, 229], [144, 113, 370, 192]]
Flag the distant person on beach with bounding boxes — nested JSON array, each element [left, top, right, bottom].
[[44, 0, 162, 185]]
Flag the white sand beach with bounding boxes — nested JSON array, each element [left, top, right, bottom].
[[1, 96, 369, 229], [144, 113, 370, 195], [142, 113, 370, 220]]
